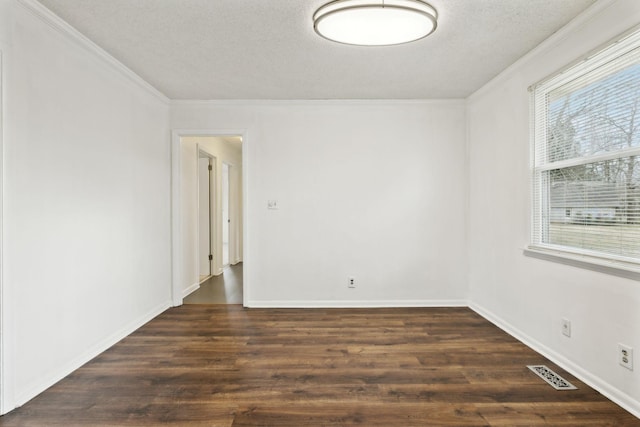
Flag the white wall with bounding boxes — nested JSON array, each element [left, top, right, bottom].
[[467, 0, 640, 416], [180, 136, 243, 297], [0, 0, 171, 411], [172, 101, 468, 307]]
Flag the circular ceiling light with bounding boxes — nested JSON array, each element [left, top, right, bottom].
[[313, 0, 438, 46]]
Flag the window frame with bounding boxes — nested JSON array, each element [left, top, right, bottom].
[[528, 26, 640, 276]]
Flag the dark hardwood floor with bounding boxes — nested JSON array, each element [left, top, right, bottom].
[[1, 306, 638, 426], [185, 263, 243, 304]]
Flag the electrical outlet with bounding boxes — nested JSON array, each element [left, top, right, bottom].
[[348, 277, 355, 288], [561, 318, 571, 337], [267, 200, 279, 210], [619, 343, 634, 371]]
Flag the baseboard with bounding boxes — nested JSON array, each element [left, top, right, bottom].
[[183, 282, 201, 298], [469, 302, 640, 419], [14, 300, 171, 408], [246, 299, 469, 309]]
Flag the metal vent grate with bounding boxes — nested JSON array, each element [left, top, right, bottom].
[[527, 365, 577, 390]]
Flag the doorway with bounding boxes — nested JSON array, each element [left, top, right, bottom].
[[173, 133, 244, 305]]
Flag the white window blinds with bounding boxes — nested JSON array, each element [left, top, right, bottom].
[[531, 28, 640, 265]]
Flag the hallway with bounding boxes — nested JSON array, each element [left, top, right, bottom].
[[184, 263, 243, 304]]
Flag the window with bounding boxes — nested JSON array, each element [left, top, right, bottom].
[[531, 28, 640, 267]]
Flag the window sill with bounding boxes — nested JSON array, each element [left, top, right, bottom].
[[523, 246, 640, 281]]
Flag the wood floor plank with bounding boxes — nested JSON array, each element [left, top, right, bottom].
[[0, 306, 637, 426], [231, 402, 489, 426]]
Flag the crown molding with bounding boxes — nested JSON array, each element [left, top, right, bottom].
[[467, 0, 618, 103], [170, 98, 466, 107], [17, 0, 170, 105]]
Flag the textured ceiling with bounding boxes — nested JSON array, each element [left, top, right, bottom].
[[37, 0, 597, 100]]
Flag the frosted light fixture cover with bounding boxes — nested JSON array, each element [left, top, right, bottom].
[[314, 0, 437, 46]]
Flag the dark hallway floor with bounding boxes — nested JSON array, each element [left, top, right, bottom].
[[184, 263, 243, 304]]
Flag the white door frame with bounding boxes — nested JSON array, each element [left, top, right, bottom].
[[171, 129, 248, 307], [0, 50, 6, 415], [221, 161, 231, 267]]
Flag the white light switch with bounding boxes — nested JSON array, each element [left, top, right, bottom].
[[267, 200, 279, 210]]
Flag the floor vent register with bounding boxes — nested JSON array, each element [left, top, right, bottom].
[[527, 365, 577, 390]]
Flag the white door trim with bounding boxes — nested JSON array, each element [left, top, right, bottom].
[[221, 161, 231, 268], [0, 50, 7, 415], [171, 129, 248, 307]]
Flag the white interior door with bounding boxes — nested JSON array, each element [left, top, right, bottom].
[[222, 162, 230, 266], [198, 155, 212, 278]]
